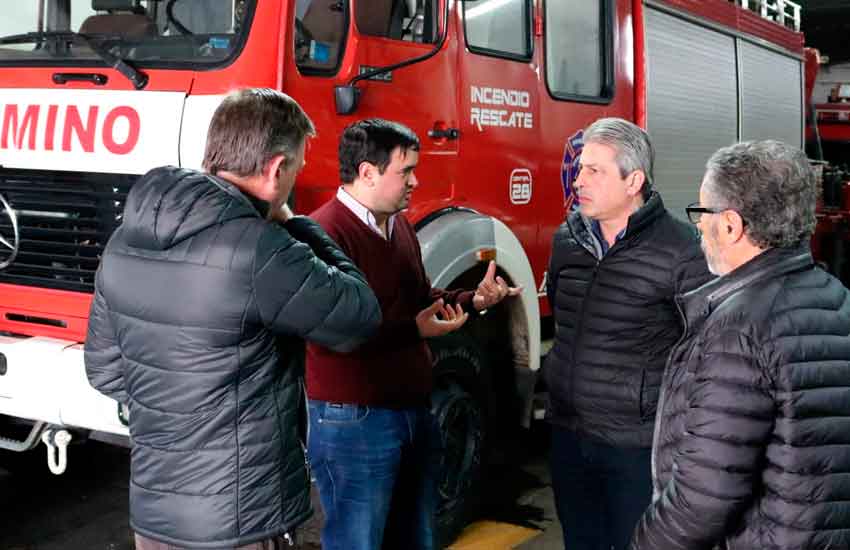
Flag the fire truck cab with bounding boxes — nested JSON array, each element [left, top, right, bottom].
[[0, 0, 805, 540]]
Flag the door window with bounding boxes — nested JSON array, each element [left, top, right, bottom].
[[545, 0, 613, 102], [295, 0, 347, 72], [462, 0, 531, 60], [354, 0, 438, 43]]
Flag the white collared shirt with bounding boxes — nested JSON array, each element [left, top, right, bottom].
[[336, 187, 395, 239]]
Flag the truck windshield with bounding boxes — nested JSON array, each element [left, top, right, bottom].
[[0, 0, 255, 68]]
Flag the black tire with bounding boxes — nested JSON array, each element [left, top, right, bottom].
[[429, 334, 490, 548]]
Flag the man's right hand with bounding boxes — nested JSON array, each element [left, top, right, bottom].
[[269, 203, 294, 223], [416, 299, 468, 338]]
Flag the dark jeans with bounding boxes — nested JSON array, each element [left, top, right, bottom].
[[307, 400, 439, 550], [550, 425, 652, 550]]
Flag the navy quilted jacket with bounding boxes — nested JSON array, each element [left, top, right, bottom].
[[545, 193, 711, 448]]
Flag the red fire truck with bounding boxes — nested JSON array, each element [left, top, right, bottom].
[[804, 48, 850, 292], [0, 0, 805, 538], [810, 52, 850, 163]]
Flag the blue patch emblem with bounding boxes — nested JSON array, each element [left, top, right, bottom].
[[561, 130, 584, 211]]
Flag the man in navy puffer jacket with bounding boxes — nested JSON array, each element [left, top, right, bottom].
[[545, 118, 711, 550]]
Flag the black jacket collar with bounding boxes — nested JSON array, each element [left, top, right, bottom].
[[679, 244, 814, 328], [625, 192, 667, 236], [567, 192, 666, 255]]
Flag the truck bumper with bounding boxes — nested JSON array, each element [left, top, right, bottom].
[[0, 335, 128, 436]]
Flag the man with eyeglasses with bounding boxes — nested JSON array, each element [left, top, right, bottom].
[[685, 201, 751, 274], [631, 140, 850, 550], [545, 118, 712, 550]]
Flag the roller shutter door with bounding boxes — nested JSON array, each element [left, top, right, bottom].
[[739, 41, 803, 147], [645, 7, 738, 218]]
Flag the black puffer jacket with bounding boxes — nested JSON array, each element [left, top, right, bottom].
[[85, 167, 381, 548], [545, 193, 711, 448], [632, 246, 850, 550]]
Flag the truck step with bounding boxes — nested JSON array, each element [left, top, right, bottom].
[[0, 421, 45, 452]]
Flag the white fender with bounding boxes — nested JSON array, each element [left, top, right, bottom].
[[417, 210, 540, 373]]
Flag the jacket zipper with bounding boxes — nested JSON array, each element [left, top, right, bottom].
[[277, 380, 309, 546], [300, 378, 312, 494], [650, 294, 689, 500], [569, 225, 626, 418], [570, 257, 599, 416]]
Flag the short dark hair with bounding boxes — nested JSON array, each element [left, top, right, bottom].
[[339, 119, 420, 184], [584, 117, 655, 200], [203, 88, 315, 177], [705, 140, 817, 249]]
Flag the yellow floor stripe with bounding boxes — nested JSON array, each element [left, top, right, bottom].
[[448, 520, 541, 550]]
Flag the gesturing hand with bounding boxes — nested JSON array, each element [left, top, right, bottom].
[[416, 299, 469, 338], [472, 261, 523, 311]]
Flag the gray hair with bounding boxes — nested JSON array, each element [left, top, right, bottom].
[[584, 117, 654, 200], [704, 140, 817, 249]]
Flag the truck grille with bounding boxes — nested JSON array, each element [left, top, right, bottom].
[[0, 169, 136, 293]]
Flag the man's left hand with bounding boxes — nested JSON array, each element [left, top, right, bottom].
[[473, 261, 523, 311]]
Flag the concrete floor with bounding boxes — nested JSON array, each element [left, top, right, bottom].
[[0, 425, 562, 550]]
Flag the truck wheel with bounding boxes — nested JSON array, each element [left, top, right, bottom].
[[429, 334, 491, 547]]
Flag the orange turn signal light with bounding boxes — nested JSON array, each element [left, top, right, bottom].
[[476, 248, 497, 262]]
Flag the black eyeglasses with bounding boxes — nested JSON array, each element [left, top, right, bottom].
[[685, 203, 747, 226]]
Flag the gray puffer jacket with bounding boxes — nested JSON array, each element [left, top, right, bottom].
[[632, 245, 850, 550], [85, 166, 381, 548]]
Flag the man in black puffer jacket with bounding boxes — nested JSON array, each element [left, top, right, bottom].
[[631, 140, 850, 550], [84, 89, 381, 549], [546, 118, 712, 550]]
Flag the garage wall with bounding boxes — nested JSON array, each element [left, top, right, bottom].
[[645, 4, 803, 219]]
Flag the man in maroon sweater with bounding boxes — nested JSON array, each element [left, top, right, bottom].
[[307, 119, 520, 550]]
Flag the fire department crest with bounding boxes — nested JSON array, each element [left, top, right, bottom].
[[561, 130, 584, 211]]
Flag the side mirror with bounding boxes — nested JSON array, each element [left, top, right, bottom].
[[334, 85, 361, 115]]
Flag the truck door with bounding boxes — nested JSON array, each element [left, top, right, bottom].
[[455, 0, 540, 264], [534, 0, 629, 301], [286, 0, 458, 216]]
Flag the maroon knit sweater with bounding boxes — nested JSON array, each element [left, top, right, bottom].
[[307, 197, 473, 408]]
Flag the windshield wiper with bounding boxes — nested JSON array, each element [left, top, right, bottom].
[[0, 31, 148, 90]]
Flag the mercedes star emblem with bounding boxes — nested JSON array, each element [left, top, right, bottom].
[[0, 192, 20, 270]]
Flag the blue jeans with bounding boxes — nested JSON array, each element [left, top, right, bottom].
[[307, 401, 439, 550], [550, 426, 652, 550]]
